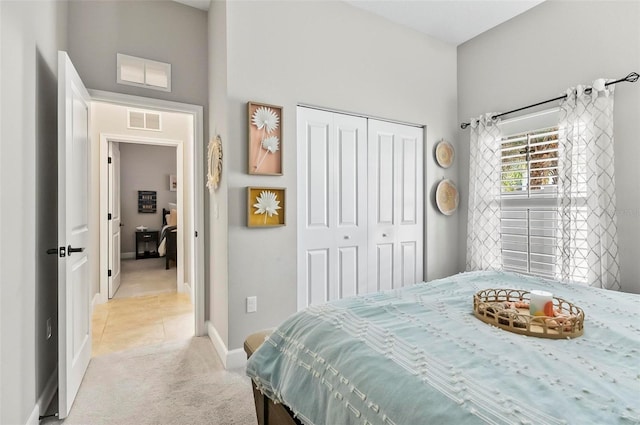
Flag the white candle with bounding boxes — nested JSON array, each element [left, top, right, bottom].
[[530, 290, 553, 316]]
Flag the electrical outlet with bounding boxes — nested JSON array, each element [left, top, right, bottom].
[[46, 318, 52, 340], [247, 296, 257, 313]]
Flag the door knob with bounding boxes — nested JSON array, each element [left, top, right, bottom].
[[67, 246, 85, 256], [382, 233, 388, 237], [344, 235, 350, 240]]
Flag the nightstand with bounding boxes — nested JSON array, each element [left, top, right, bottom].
[[135, 230, 159, 259]]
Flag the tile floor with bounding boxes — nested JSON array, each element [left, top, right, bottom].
[[113, 258, 177, 299], [92, 292, 194, 357]]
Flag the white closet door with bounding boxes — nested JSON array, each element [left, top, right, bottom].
[[297, 107, 368, 309], [367, 119, 423, 292]]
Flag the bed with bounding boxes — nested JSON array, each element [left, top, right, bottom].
[[245, 270, 640, 425], [159, 207, 177, 270]]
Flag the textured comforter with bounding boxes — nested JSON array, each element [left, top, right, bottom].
[[246, 271, 640, 425]]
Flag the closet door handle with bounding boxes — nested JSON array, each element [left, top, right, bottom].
[[382, 233, 388, 238], [344, 235, 350, 240]]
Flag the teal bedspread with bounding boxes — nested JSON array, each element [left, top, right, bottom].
[[246, 271, 640, 425]]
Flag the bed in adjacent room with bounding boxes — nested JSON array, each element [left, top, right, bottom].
[[158, 207, 177, 270], [245, 270, 640, 425]]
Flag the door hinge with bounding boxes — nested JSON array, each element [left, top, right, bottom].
[[108, 156, 112, 164], [108, 269, 112, 277], [59, 246, 66, 258], [108, 213, 112, 220]]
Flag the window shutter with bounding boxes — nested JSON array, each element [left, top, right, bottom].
[[498, 123, 589, 284], [501, 207, 557, 278], [500, 127, 560, 279], [501, 128, 559, 198]]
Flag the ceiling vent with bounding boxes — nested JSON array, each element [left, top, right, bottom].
[[128, 109, 162, 131], [117, 53, 171, 92]]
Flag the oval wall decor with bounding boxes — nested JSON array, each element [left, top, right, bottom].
[[435, 179, 459, 216], [207, 135, 223, 192], [435, 140, 455, 168]]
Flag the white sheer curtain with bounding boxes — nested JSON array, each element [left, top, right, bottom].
[[555, 79, 621, 290], [466, 113, 503, 271]]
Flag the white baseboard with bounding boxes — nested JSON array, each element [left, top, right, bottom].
[[92, 291, 104, 308], [183, 281, 193, 304], [121, 252, 135, 259], [226, 348, 246, 369], [178, 280, 189, 295], [207, 321, 247, 370], [26, 404, 39, 425], [207, 321, 227, 365], [36, 366, 58, 422]]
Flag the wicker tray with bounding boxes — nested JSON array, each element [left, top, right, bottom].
[[473, 288, 584, 339]]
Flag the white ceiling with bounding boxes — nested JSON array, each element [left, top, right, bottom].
[[172, 0, 210, 11], [172, 0, 545, 46], [344, 0, 545, 45]]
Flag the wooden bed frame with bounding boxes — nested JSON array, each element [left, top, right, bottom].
[[244, 331, 301, 425]]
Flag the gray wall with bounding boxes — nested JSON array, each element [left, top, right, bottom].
[[215, 0, 459, 350], [119, 143, 177, 254], [457, 0, 640, 293], [0, 0, 68, 423], [208, 0, 230, 344], [67, 0, 208, 117]]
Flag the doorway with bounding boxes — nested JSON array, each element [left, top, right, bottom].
[[93, 107, 197, 355], [108, 140, 180, 299], [91, 90, 205, 337]]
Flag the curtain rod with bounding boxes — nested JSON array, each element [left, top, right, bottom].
[[460, 72, 639, 130]]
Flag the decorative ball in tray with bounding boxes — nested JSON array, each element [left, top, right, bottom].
[[473, 288, 584, 339]]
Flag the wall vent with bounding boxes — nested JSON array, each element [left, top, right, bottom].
[[128, 109, 162, 131], [117, 53, 171, 92]]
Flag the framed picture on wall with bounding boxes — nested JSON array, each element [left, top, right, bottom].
[[138, 190, 157, 213], [248, 101, 282, 175], [247, 187, 285, 227], [169, 174, 177, 191]]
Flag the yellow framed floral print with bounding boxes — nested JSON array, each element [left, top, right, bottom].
[[247, 187, 286, 227]]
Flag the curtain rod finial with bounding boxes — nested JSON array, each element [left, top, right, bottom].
[[626, 72, 639, 83], [460, 122, 470, 130]]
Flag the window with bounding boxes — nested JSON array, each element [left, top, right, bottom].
[[499, 124, 589, 283], [501, 127, 559, 197]]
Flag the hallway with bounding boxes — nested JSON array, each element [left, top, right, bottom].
[[92, 258, 194, 357]]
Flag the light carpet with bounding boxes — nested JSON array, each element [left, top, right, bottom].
[[44, 337, 257, 425]]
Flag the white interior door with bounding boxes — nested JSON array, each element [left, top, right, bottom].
[[297, 107, 368, 308], [58, 51, 92, 419], [108, 141, 121, 298], [367, 119, 423, 292]]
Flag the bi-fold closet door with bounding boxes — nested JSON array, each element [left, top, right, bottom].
[[297, 107, 424, 310]]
